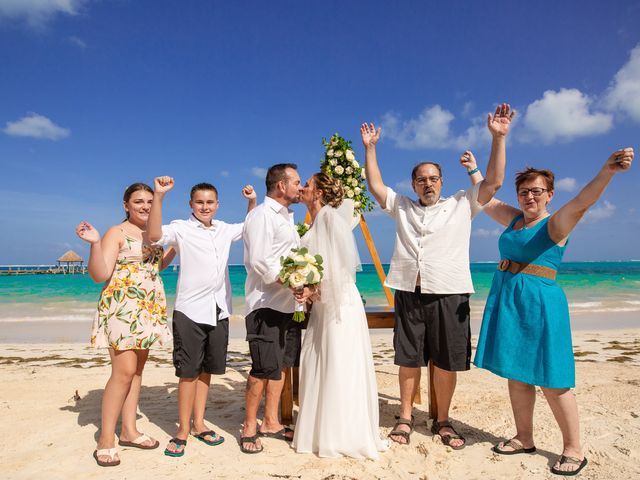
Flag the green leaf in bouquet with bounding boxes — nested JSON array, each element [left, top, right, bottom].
[[314, 254, 323, 264], [306, 271, 314, 283]]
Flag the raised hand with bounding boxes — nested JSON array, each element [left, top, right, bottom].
[[242, 184, 257, 200], [605, 147, 634, 173], [154, 176, 174, 194], [487, 103, 516, 138], [460, 151, 477, 170], [76, 221, 100, 244], [360, 123, 381, 148]]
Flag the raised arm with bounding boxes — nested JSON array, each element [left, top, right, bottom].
[[549, 148, 634, 244], [76, 222, 121, 283], [242, 184, 257, 213], [477, 104, 515, 205], [460, 151, 484, 185], [360, 122, 388, 207], [460, 151, 521, 227], [148, 176, 174, 242]]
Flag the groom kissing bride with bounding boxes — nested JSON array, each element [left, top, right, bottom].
[[241, 163, 388, 458]]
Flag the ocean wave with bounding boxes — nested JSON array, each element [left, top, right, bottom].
[[569, 301, 603, 308]]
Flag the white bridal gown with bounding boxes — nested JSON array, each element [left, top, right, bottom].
[[292, 200, 388, 459]]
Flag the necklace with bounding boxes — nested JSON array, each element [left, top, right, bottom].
[[521, 214, 549, 230]]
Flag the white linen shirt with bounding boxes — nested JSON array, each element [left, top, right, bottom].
[[383, 182, 483, 294], [159, 216, 243, 326], [243, 196, 300, 315]]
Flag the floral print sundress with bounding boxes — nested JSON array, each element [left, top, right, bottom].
[[90, 232, 171, 350]]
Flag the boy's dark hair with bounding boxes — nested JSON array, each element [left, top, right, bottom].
[[190, 182, 218, 200], [266, 163, 298, 193]]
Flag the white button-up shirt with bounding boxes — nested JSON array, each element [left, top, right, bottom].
[[383, 183, 483, 294], [244, 196, 300, 315], [159, 216, 243, 326]]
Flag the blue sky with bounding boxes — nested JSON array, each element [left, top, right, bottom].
[[1, 0, 639, 265]]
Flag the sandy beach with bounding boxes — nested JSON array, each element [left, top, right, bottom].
[[1, 328, 639, 480]]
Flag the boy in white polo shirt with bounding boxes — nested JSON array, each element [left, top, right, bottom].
[[148, 176, 256, 457]]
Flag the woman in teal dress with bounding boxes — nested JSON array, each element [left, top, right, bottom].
[[461, 147, 633, 476]]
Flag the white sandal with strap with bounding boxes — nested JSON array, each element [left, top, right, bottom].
[[93, 447, 120, 467]]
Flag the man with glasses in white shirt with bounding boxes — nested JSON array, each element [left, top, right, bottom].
[[241, 163, 304, 454], [360, 104, 514, 450]]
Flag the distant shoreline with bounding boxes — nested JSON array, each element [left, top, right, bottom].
[[2, 310, 638, 344]]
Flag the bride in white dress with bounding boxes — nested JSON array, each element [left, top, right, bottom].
[[292, 172, 388, 459]]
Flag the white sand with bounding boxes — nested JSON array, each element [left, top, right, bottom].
[[1, 330, 639, 479]]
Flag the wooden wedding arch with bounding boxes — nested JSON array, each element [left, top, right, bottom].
[[280, 213, 438, 424]]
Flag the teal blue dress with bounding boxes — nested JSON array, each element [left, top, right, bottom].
[[474, 214, 575, 388]]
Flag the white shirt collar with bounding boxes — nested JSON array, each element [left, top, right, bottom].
[[188, 215, 216, 230], [265, 196, 291, 215]]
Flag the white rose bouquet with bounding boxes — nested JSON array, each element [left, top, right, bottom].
[[279, 247, 324, 322], [320, 133, 375, 215]]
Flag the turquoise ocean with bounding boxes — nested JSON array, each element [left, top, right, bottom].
[[1, 262, 639, 325]]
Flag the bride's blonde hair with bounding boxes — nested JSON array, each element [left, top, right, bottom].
[[313, 172, 344, 208]]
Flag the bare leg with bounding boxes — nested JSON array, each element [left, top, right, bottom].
[[165, 376, 197, 454], [96, 349, 138, 463], [432, 367, 464, 448], [496, 379, 536, 452], [190, 373, 221, 443], [261, 370, 292, 439], [242, 375, 266, 452], [389, 366, 420, 444], [119, 350, 155, 446], [542, 387, 584, 473]]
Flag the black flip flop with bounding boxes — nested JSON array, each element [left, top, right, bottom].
[[240, 434, 264, 454], [492, 438, 537, 455], [258, 426, 294, 442], [551, 455, 588, 476]]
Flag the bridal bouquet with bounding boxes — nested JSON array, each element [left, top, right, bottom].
[[321, 133, 375, 215], [279, 247, 323, 322]]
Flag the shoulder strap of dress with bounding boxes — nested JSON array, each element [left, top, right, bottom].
[[507, 213, 523, 230]]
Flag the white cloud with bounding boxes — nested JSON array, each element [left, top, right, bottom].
[[604, 44, 640, 122], [583, 200, 616, 223], [555, 177, 577, 192], [472, 228, 502, 238], [68, 35, 86, 48], [3, 113, 70, 140], [461, 101, 474, 118], [381, 105, 490, 150], [220, 170, 230, 178], [251, 167, 267, 178], [0, 0, 86, 28], [520, 88, 613, 144]]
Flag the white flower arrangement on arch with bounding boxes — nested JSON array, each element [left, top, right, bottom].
[[320, 133, 375, 215]]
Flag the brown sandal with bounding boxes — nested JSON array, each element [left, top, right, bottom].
[[431, 420, 466, 450], [388, 415, 414, 445]]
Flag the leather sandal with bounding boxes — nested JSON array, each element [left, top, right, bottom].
[[388, 415, 414, 445], [431, 420, 466, 450]]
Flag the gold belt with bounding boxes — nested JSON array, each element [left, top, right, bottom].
[[497, 259, 557, 280]]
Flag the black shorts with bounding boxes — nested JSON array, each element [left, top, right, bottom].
[[245, 308, 301, 381], [393, 289, 471, 372], [172, 310, 229, 378]]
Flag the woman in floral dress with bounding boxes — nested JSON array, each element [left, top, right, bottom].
[[76, 182, 175, 467]]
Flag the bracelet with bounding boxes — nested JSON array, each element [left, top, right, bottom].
[[467, 167, 480, 175]]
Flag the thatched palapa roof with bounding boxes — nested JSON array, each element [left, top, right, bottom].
[[57, 250, 83, 262]]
